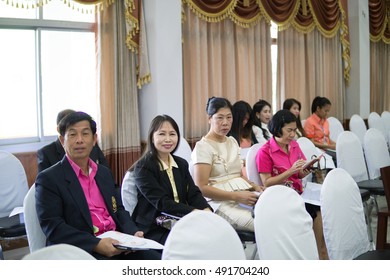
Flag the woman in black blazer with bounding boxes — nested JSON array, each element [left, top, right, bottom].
[[127, 115, 212, 245]]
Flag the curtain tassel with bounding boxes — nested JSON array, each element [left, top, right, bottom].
[[302, 0, 308, 16]]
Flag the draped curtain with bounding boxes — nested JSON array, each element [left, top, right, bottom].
[[277, 28, 345, 120], [369, 0, 390, 113], [183, 0, 349, 140], [182, 1, 272, 142], [4, 0, 150, 185], [97, 1, 150, 185]]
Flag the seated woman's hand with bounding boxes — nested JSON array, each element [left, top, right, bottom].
[[290, 159, 307, 174], [233, 191, 259, 206]]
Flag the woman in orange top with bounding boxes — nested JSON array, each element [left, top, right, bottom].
[[303, 96, 336, 150]]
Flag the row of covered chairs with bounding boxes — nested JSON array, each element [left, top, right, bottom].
[[162, 166, 390, 260], [350, 111, 390, 148]]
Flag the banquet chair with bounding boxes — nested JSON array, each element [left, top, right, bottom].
[[381, 111, 390, 134], [173, 137, 192, 164], [368, 112, 388, 146], [254, 185, 319, 260], [382, 111, 390, 149], [22, 243, 96, 260], [162, 211, 246, 260], [321, 168, 371, 259], [376, 165, 390, 250], [363, 128, 390, 180], [0, 150, 29, 260], [23, 184, 46, 253], [121, 170, 138, 215], [349, 114, 367, 147], [296, 137, 334, 169], [327, 116, 344, 143], [336, 131, 381, 246], [245, 143, 263, 186]]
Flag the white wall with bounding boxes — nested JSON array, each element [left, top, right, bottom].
[[139, 0, 183, 140], [346, 0, 370, 119]]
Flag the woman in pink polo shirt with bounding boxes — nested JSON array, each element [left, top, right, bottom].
[[256, 109, 328, 260], [304, 96, 336, 150]]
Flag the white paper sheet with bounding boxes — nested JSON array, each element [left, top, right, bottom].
[[301, 182, 322, 206], [98, 231, 164, 250], [9, 206, 24, 217]]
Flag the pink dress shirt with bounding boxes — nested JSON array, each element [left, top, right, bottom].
[[256, 137, 306, 194], [67, 155, 116, 235]]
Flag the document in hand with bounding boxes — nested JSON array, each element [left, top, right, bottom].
[[302, 154, 324, 170], [98, 231, 164, 250]]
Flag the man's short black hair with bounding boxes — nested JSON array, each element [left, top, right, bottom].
[[58, 111, 97, 136]]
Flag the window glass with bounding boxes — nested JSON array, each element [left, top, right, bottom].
[[43, 1, 95, 23], [0, 1, 37, 19], [0, 29, 37, 140], [41, 30, 97, 136], [0, 2, 97, 145]]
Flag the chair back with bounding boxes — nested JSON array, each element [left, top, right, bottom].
[[254, 185, 318, 260], [23, 184, 46, 252], [381, 111, 390, 133], [320, 168, 370, 259], [173, 137, 192, 164], [0, 150, 29, 218], [349, 114, 367, 147], [327, 116, 344, 142], [22, 243, 96, 260], [368, 112, 388, 144], [121, 171, 138, 215], [296, 137, 317, 160], [363, 128, 390, 179], [380, 165, 390, 208], [162, 211, 246, 260], [245, 143, 263, 186], [336, 131, 368, 182]]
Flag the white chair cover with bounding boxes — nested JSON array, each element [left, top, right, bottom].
[[336, 131, 369, 182], [245, 143, 263, 186], [22, 244, 96, 260], [121, 171, 138, 215], [162, 211, 246, 260], [296, 137, 335, 172], [320, 168, 370, 259], [349, 114, 367, 147], [254, 185, 319, 260], [368, 112, 388, 144], [0, 151, 29, 218], [327, 116, 344, 142], [173, 137, 192, 164], [363, 128, 390, 180], [297, 137, 317, 160], [23, 184, 46, 252], [381, 111, 390, 133]]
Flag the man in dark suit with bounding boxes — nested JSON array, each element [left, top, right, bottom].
[[35, 111, 160, 260], [37, 109, 109, 173]]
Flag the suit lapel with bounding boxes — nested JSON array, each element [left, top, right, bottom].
[[61, 158, 93, 229], [95, 170, 116, 215]]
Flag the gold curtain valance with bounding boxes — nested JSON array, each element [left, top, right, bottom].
[[183, 0, 350, 84], [369, 0, 390, 43]]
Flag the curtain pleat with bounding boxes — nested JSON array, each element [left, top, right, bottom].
[[277, 28, 345, 121], [97, 2, 141, 186], [182, 4, 272, 142]]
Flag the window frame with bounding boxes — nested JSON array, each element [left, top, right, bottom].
[[0, 9, 96, 152]]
